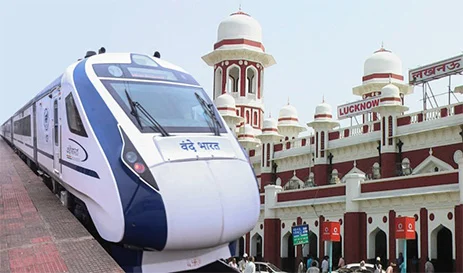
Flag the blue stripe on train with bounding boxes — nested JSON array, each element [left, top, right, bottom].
[[73, 59, 168, 251]]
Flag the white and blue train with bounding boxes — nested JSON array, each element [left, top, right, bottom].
[[0, 51, 260, 272]]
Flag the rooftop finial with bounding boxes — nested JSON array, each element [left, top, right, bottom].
[[381, 41, 384, 48], [322, 95, 325, 103], [239, 0, 242, 10], [287, 97, 290, 105], [388, 74, 392, 84]]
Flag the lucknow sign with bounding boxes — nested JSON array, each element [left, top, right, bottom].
[[337, 96, 380, 120], [291, 224, 309, 246]]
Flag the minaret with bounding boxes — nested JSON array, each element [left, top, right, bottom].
[[256, 116, 283, 187], [352, 46, 413, 123], [307, 101, 339, 186], [372, 84, 409, 178], [277, 101, 306, 140], [215, 93, 244, 136], [202, 10, 276, 134]]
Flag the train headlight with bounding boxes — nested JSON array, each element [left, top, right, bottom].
[[125, 151, 138, 163], [119, 126, 159, 191], [133, 162, 145, 174]]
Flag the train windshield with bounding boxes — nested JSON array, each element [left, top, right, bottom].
[[102, 80, 227, 134]]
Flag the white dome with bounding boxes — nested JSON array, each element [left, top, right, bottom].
[[364, 48, 402, 76], [239, 124, 256, 137], [217, 11, 262, 43], [381, 84, 400, 98], [263, 117, 278, 130], [314, 102, 333, 119], [278, 104, 298, 120], [215, 93, 236, 109]]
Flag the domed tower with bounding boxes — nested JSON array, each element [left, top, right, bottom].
[[202, 10, 276, 133], [372, 84, 409, 178], [257, 116, 283, 172], [352, 46, 413, 123], [307, 101, 339, 185], [215, 93, 244, 136], [237, 124, 261, 152], [277, 103, 306, 140]]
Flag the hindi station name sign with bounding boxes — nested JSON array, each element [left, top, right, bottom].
[[409, 54, 463, 85], [291, 224, 309, 246]]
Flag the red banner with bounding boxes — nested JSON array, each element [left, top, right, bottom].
[[322, 221, 341, 242], [395, 217, 415, 240]]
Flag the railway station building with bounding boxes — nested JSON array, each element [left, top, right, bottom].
[[203, 9, 463, 273]]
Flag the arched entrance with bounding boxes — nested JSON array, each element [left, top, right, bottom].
[[281, 233, 295, 272], [238, 237, 245, 257], [251, 233, 263, 261], [309, 232, 318, 259], [332, 236, 342, 268], [406, 232, 419, 273], [369, 228, 387, 267], [431, 225, 453, 273]]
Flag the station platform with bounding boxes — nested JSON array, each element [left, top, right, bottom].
[[0, 138, 124, 273]]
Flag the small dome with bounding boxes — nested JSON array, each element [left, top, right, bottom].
[[217, 11, 262, 44], [278, 104, 298, 120], [381, 84, 400, 98], [364, 47, 402, 76], [238, 124, 256, 137], [263, 117, 278, 130], [314, 102, 333, 120], [261, 117, 281, 137], [215, 93, 236, 109]]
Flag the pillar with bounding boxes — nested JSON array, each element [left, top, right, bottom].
[[456, 158, 463, 272], [263, 185, 283, 267], [455, 205, 463, 273], [344, 173, 366, 263], [388, 210, 396, 264], [319, 215, 325, 259], [420, 208, 428, 273], [264, 219, 281, 268]]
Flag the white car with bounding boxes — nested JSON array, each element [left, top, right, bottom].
[[254, 261, 287, 273], [332, 263, 386, 273]]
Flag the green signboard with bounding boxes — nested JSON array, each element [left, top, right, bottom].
[[292, 224, 309, 246]]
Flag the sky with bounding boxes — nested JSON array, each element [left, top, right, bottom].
[[1, 0, 462, 133]]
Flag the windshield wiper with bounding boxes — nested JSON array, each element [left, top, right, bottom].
[[125, 89, 170, 137], [194, 93, 222, 136]]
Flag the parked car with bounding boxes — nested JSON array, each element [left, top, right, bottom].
[[332, 263, 386, 273], [254, 262, 287, 273]]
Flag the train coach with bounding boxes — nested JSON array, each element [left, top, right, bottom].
[[0, 50, 260, 272]]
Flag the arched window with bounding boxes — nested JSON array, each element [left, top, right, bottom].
[[246, 67, 257, 94], [227, 66, 240, 93], [253, 111, 258, 126], [214, 67, 222, 98]]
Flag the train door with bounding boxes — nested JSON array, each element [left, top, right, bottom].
[[52, 97, 61, 175]]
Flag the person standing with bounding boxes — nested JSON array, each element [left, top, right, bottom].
[[307, 255, 313, 271], [298, 259, 305, 273], [307, 261, 320, 273], [239, 254, 248, 272], [374, 257, 382, 273], [338, 257, 345, 269], [244, 256, 256, 273], [385, 262, 395, 273], [228, 258, 238, 270], [425, 257, 435, 273], [321, 256, 329, 273]]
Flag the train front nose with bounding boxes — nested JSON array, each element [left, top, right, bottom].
[[150, 159, 260, 250]]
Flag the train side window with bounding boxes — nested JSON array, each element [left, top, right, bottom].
[[65, 93, 88, 137]]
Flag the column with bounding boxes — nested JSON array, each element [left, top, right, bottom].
[[344, 173, 367, 263], [319, 215, 325, 259], [388, 210, 396, 264], [264, 185, 283, 267], [420, 208, 429, 273], [456, 158, 463, 272]]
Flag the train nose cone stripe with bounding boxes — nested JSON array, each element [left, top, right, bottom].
[[150, 161, 224, 250]]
